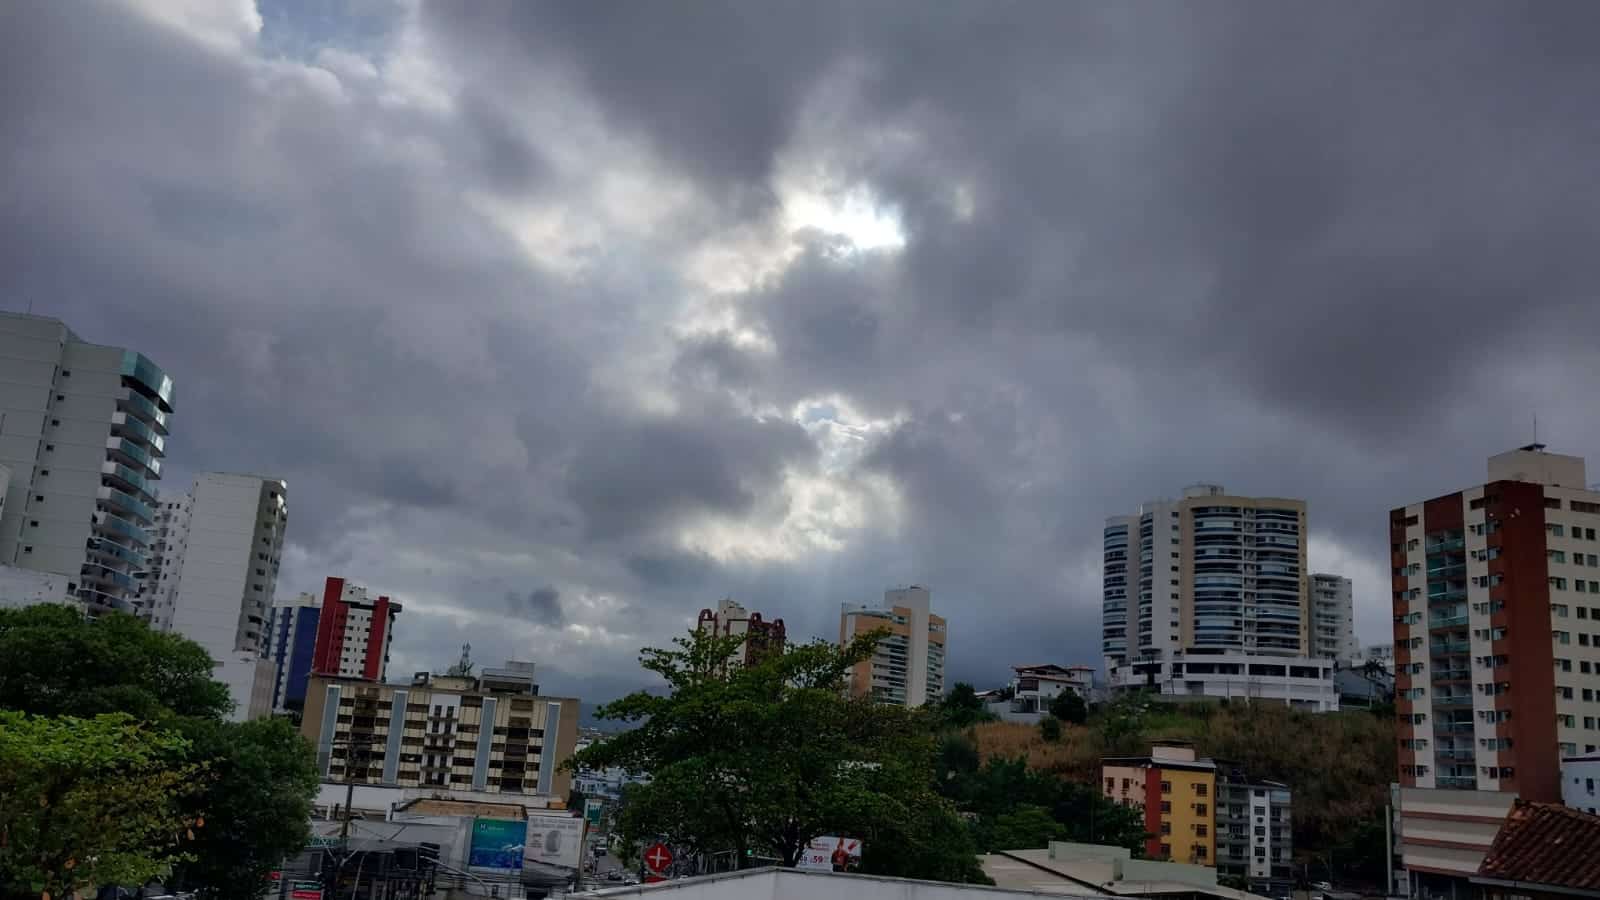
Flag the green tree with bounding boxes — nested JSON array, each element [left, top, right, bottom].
[[570, 629, 989, 881], [0, 712, 202, 898], [1048, 691, 1087, 725], [1038, 716, 1063, 742], [167, 717, 319, 899], [937, 682, 994, 729], [975, 804, 1065, 852], [0, 605, 318, 899], [0, 605, 229, 721]]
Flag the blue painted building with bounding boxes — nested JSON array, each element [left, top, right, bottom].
[[266, 593, 321, 716]]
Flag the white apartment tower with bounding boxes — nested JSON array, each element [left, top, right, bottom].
[[0, 313, 174, 611], [840, 585, 947, 707], [145, 473, 288, 720], [1103, 485, 1309, 672], [1309, 572, 1358, 660]]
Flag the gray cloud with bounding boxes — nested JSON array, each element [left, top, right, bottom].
[[5, 0, 1600, 702]]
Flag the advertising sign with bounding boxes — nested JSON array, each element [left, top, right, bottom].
[[585, 798, 605, 827], [796, 836, 862, 872], [523, 812, 583, 869], [289, 880, 323, 900], [468, 818, 526, 870]]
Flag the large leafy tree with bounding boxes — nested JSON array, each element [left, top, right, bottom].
[[0, 605, 317, 898], [941, 756, 1148, 853], [570, 629, 989, 882], [0, 712, 202, 898], [0, 605, 229, 722], [167, 717, 321, 898]]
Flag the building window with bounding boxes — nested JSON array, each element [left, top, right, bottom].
[[1195, 783, 1208, 797], [1196, 824, 1208, 837], [1160, 822, 1172, 835], [1195, 803, 1208, 816], [1161, 781, 1172, 794], [1160, 801, 1172, 813]]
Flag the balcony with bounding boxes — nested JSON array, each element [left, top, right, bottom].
[[1436, 749, 1476, 762], [117, 388, 170, 435], [1427, 563, 1467, 579], [1430, 640, 1472, 654], [1431, 695, 1472, 707], [1431, 668, 1472, 681], [86, 536, 148, 569], [1437, 776, 1479, 790], [93, 512, 151, 547], [97, 486, 155, 526], [110, 412, 165, 454], [82, 564, 138, 593], [105, 437, 162, 477], [1429, 614, 1470, 629], [1433, 721, 1474, 734], [100, 462, 157, 504], [79, 585, 133, 612], [120, 351, 174, 410], [1427, 538, 1466, 553]]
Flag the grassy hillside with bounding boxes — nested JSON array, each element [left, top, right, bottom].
[[970, 699, 1396, 879]]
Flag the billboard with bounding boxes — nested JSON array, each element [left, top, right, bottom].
[[468, 818, 526, 870], [796, 836, 862, 872], [524, 812, 584, 869]]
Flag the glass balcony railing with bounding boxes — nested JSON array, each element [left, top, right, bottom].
[[86, 537, 148, 569], [94, 512, 151, 548], [1427, 563, 1468, 578], [79, 585, 133, 612], [1430, 640, 1472, 654], [1433, 721, 1475, 733], [106, 437, 162, 476], [1436, 749, 1476, 761], [100, 462, 156, 504], [1437, 776, 1479, 789], [1426, 538, 1466, 553], [1432, 695, 1472, 707], [1431, 668, 1472, 681], [121, 351, 174, 410], [83, 564, 138, 593], [111, 412, 165, 454], [118, 389, 170, 435], [1429, 614, 1470, 628], [98, 486, 155, 526]]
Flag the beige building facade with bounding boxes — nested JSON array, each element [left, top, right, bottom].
[[301, 666, 579, 799], [841, 585, 946, 707]]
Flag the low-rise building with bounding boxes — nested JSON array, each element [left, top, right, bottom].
[[1108, 651, 1339, 712], [1102, 742, 1218, 866], [1563, 753, 1600, 816], [0, 564, 77, 610], [1473, 801, 1600, 900], [1213, 764, 1292, 895], [1396, 786, 1516, 898], [984, 842, 1270, 900], [572, 734, 650, 803], [300, 664, 579, 800]]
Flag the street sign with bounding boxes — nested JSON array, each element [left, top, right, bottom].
[[289, 880, 323, 900], [643, 842, 674, 874]]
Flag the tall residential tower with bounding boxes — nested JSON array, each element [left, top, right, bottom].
[[0, 313, 174, 612], [1103, 485, 1309, 671], [841, 585, 946, 707], [1310, 572, 1359, 660]]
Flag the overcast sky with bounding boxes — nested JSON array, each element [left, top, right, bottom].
[[6, 0, 1600, 703]]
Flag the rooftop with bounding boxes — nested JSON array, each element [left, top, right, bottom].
[[1476, 801, 1600, 895]]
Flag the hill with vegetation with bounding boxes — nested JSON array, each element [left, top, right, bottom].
[[956, 696, 1395, 886]]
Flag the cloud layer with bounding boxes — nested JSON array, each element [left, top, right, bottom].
[[7, 0, 1600, 700]]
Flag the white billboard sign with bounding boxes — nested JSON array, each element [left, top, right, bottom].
[[795, 836, 862, 872], [523, 812, 584, 869]]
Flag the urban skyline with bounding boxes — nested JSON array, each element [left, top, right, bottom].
[[9, 1, 1600, 708]]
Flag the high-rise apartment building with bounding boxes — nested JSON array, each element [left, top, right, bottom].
[[840, 585, 946, 707], [1391, 445, 1600, 801], [266, 591, 322, 717], [696, 598, 786, 668], [300, 665, 578, 798], [1310, 572, 1359, 660], [1104, 485, 1309, 672], [0, 313, 174, 612], [142, 473, 287, 720], [310, 576, 401, 681]]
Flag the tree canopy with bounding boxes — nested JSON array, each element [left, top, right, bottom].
[[0, 711, 202, 898], [0, 605, 318, 899], [1048, 690, 1087, 725], [570, 628, 989, 883]]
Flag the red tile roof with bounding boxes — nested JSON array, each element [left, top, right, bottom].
[[1478, 801, 1600, 892]]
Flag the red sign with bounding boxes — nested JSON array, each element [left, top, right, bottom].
[[644, 842, 674, 873], [289, 890, 323, 900], [268, 871, 283, 882], [644, 874, 668, 884]]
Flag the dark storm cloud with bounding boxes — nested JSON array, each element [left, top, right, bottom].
[[506, 586, 563, 624], [7, 0, 1600, 698]]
